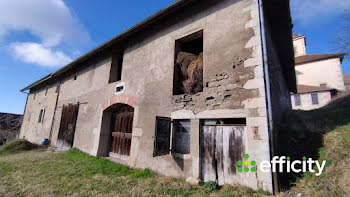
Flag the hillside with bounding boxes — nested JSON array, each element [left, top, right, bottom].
[[280, 93, 350, 196], [0, 113, 23, 144], [0, 112, 23, 131]]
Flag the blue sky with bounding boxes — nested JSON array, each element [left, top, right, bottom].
[[0, 0, 349, 114]]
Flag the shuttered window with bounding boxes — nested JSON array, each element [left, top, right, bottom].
[[153, 117, 172, 157]]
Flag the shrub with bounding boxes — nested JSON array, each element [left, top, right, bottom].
[[0, 139, 39, 154], [203, 181, 218, 191]]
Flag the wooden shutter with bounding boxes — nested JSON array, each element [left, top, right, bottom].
[[153, 116, 171, 157]]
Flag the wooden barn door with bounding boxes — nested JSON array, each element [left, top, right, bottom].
[[110, 106, 134, 156], [57, 104, 79, 149], [201, 125, 245, 185]]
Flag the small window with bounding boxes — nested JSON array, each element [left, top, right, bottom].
[[33, 93, 36, 100], [45, 88, 48, 96], [294, 94, 301, 106], [172, 120, 191, 154], [115, 82, 125, 94], [116, 86, 123, 92], [173, 30, 203, 95], [109, 51, 124, 83], [38, 109, 45, 123], [320, 83, 327, 87], [73, 76, 77, 80], [311, 93, 319, 105]]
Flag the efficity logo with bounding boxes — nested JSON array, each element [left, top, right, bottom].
[[237, 154, 327, 176]]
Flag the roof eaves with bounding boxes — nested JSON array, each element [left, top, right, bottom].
[[295, 53, 346, 65], [21, 0, 193, 91], [20, 73, 53, 92]]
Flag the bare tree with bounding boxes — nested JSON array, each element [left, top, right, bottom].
[[334, 12, 350, 57]]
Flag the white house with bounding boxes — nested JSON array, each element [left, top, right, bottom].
[[291, 34, 345, 110], [291, 85, 336, 110]]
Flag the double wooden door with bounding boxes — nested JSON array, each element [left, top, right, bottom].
[[201, 125, 245, 185], [110, 106, 134, 156]]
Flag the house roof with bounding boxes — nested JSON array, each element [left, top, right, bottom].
[[21, 0, 296, 93], [344, 74, 350, 86], [292, 33, 305, 39], [295, 53, 345, 65], [20, 0, 197, 92], [294, 84, 334, 94]]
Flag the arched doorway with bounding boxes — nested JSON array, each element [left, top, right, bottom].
[[109, 104, 134, 156], [98, 103, 134, 157]]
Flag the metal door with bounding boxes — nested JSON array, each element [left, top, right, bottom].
[[57, 104, 79, 149], [110, 106, 133, 156], [201, 125, 245, 185]]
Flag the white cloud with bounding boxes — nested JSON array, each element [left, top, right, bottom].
[[0, 0, 91, 67], [291, 0, 350, 23], [10, 42, 72, 68]]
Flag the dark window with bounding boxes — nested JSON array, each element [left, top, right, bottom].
[[202, 118, 246, 126], [33, 93, 36, 100], [38, 109, 45, 123], [311, 93, 319, 105], [153, 117, 172, 157], [45, 88, 48, 96], [294, 94, 301, 106], [172, 120, 191, 154], [109, 51, 124, 83], [320, 83, 327, 87], [173, 30, 203, 95], [73, 76, 77, 80], [116, 86, 124, 92]]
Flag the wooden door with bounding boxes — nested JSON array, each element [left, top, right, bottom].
[[110, 106, 134, 156], [201, 125, 245, 185], [57, 104, 79, 149]]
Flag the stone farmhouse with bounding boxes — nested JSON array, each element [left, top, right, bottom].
[[19, 0, 295, 193], [291, 33, 345, 110]]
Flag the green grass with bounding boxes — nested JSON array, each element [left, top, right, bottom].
[[284, 94, 350, 197], [0, 147, 268, 197], [0, 139, 39, 156]]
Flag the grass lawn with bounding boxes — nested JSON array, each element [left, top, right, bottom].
[[285, 122, 350, 197], [0, 144, 267, 197]]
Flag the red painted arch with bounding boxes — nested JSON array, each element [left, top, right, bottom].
[[102, 95, 137, 110]]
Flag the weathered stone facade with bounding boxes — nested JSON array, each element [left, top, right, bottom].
[[20, 0, 294, 193]]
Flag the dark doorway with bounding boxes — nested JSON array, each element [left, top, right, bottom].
[[109, 104, 134, 156], [57, 104, 79, 149]]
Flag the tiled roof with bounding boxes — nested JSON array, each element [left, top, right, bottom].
[[295, 53, 345, 65], [295, 84, 334, 94]]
